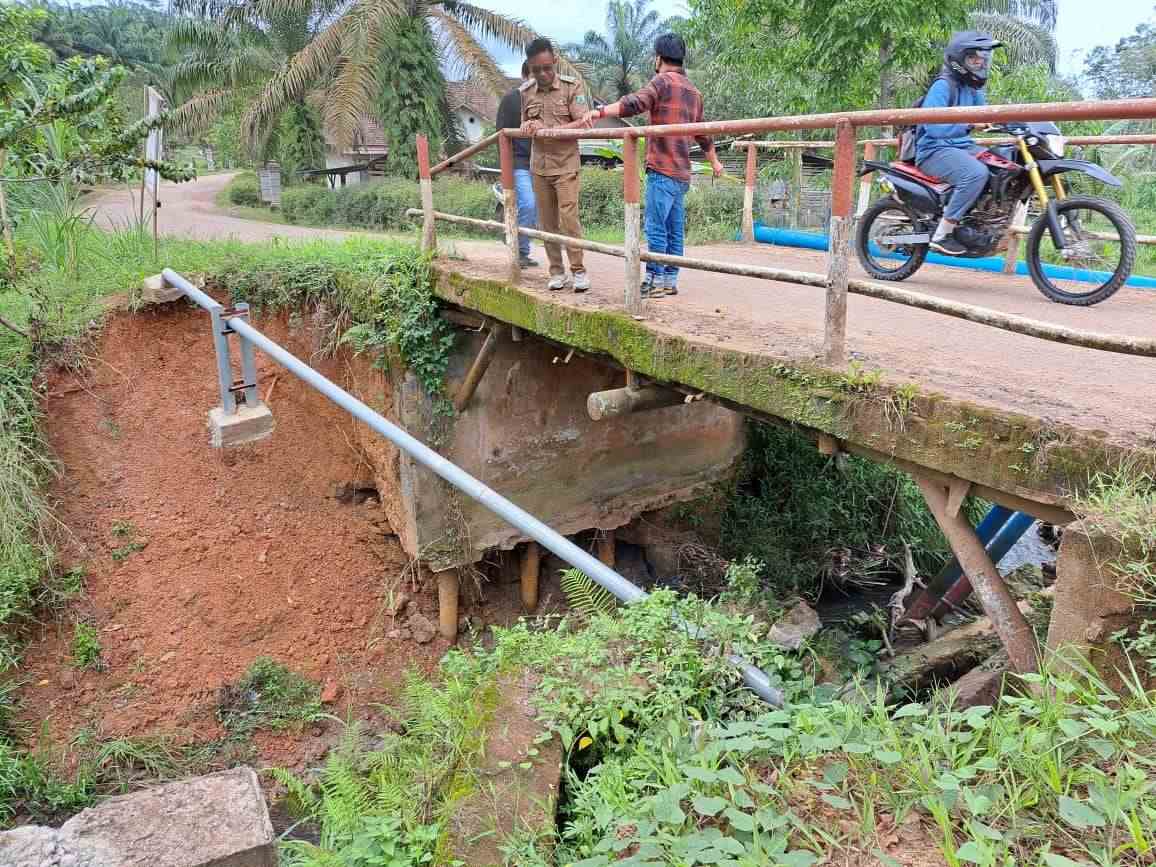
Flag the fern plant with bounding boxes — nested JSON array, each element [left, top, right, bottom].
[[560, 568, 618, 619]]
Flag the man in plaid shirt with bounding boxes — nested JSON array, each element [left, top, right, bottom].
[[584, 33, 724, 298]]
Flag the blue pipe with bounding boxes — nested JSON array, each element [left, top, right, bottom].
[[986, 511, 1038, 569], [936, 505, 1014, 588], [752, 223, 1156, 290]]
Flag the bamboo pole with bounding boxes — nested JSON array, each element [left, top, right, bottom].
[[824, 120, 856, 366], [453, 325, 502, 412]]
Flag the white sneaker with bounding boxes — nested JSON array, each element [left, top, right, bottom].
[[547, 274, 568, 291], [572, 271, 590, 293]]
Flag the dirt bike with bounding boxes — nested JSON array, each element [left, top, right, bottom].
[[857, 122, 1137, 306]]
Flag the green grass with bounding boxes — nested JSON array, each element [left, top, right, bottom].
[[70, 623, 102, 671], [216, 657, 325, 737]]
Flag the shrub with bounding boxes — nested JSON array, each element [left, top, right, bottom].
[[225, 173, 262, 208]]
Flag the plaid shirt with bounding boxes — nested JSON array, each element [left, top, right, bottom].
[[618, 70, 714, 183]]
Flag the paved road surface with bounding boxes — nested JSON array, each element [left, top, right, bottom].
[[92, 173, 1156, 444]]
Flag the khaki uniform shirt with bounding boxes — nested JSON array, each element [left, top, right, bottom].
[[520, 74, 585, 176]]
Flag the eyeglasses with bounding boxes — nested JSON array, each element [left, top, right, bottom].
[[529, 63, 555, 74]]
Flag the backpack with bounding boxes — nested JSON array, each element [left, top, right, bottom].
[[897, 75, 959, 163]]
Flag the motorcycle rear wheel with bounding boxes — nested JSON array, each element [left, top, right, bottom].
[[1025, 195, 1136, 306], [855, 198, 929, 282]]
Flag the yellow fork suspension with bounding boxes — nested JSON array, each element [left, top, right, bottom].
[[1051, 175, 1067, 200], [1017, 137, 1049, 206]]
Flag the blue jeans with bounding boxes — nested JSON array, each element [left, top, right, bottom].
[[644, 170, 689, 284], [917, 145, 988, 222], [514, 168, 537, 257]]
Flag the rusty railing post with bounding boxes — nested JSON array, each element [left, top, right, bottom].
[[856, 141, 876, 216], [623, 133, 643, 314], [499, 132, 521, 284], [1003, 201, 1028, 274], [791, 147, 804, 228], [742, 143, 757, 242], [825, 119, 856, 366], [417, 135, 436, 252]]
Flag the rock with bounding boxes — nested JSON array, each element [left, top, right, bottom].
[[391, 593, 411, 618], [320, 680, 341, 704], [140, 274, 184, 305], [767, 601, 822, 651], [160, 651, 176, 664], [408, 613, 436, 645], [0, 767, 276, 867], [58, 670, 76, 690]]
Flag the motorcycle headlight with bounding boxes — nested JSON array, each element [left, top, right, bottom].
[[1045, 133, 1066, 158]]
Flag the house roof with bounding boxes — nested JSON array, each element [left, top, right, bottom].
[[330, 79, 517, 155]]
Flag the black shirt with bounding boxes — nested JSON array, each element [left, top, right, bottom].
[[496, 86, 531, 170]]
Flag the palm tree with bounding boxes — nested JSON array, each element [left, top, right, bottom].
[[238, 0, 541, 177], [973, 0, 1060, 71], [567, 0, 673, 102], [166, 0, 338, 176]]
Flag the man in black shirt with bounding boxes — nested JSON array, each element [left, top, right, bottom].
[[495, 62, 539, 267]]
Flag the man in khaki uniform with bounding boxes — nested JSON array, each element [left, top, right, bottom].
[[520, 38, 590, 293]]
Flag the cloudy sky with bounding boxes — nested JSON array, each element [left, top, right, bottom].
[[481, 0, 1153, 82]]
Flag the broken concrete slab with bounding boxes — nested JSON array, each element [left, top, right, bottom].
[[0, 767, 276, 867], [140, 273, 186, 305], [939, 651, 1010, 708], [209, 403, 275, 448]]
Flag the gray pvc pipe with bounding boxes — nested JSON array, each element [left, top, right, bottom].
[[211, 309, 783, 706]]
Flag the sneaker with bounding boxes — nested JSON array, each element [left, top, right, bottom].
[[930, 233, 967, 256], [518, 255, 539, 268], [572, 271, 590, 293], [547, 274, 568, 291], [640, 273, 660, 297]]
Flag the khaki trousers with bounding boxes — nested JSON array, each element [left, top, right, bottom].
[[531, 171, 585, 275]]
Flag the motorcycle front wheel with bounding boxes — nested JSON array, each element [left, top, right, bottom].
[[1025, 195, 1137, 306], [855, 198, 929, 281]]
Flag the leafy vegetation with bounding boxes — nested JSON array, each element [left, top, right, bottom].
[[721, 421, 985, 599], [70, 622, 103, 671], [567, 0, 677, 102]]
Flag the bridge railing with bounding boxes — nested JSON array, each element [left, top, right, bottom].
[[410, 97, 1156, 364]]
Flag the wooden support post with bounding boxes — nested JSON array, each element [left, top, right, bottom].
[[817, 433, 840, 455], [625, 369, 640, 390], [913, 473, 1040, 674], [791, 148, 804, 228], [1003, 201, 1028, 274], [945, 478, 972, 518], [417, 135, 436, 253], [824, 120, 856, 367], [597, 530, 616, 567], [520, 541, 540, 611], [453, 325, 502, 412], [437, 570, 459, 642], [623, 134, 643, 315], [856, 142, 876, 217], [499, 134, 521, 284], [742, 143, 757, 243]]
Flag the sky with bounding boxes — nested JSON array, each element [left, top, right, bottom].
[[482, 0, 1154, 83]]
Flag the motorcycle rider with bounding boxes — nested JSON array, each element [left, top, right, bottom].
[[917, 31, 1003, 256]]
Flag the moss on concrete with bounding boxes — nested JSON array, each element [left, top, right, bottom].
[[436, 269, 1146, 508]]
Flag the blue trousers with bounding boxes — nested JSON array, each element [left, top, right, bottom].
[[644, 170, 689, 284], [917, 145, 988, 222], [514, 168, 537, 257]]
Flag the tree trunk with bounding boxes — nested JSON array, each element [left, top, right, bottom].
[[0, 148, 15, 262], [878, 36, 896, 110]]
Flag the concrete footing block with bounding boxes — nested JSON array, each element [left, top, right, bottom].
[[209, 403, 275, 448], [0, 767, 277, 867]]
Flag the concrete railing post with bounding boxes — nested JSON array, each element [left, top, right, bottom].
[[742, 143, 757, 242], [824, 119, 856, 366], [623, 134, 643, 314], [417, 135, 436, 253], [856, 141, 876, 216], [1003, 201, 1029, 274], [499, 133, 521, 285]]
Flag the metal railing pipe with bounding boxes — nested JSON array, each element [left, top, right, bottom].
[[219, 310, 786, 707]]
